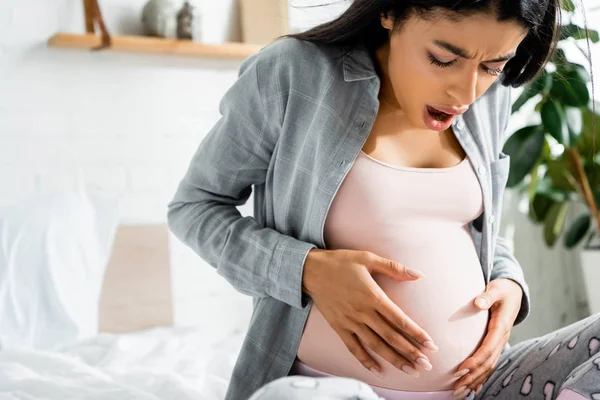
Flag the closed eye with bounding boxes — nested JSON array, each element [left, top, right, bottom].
[[427, 53, 456, 68], [482, 65, 504, 76], [427, 53, 504, 76]]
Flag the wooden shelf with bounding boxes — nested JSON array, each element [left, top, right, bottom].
[[48, 32, 264, 60]]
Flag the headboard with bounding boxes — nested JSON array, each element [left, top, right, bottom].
[[98, 225, 174, 333]]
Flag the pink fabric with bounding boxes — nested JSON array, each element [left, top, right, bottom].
[[297, 151, 488, 391], [291, 359, 457, 399], [556, 389, 589, 400]]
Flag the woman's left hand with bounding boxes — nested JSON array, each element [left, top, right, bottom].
[[451, 278, 523, 399]]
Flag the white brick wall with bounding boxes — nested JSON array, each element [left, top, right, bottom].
[[0, 0, 256, 331]]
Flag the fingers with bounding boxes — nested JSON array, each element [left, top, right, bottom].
[[472, 374, 489, 396], [353, 323, 422, 378], [454, 347, 495, 391], [453, 337, 505, 398], [373, 289, 439, 352], [453, 373, 490, 399], [337, 328, 384, 378], [365, 311, 433, 372], [362, 251, 426, 280], [453, 308, 510, 396], [454, 327, 506, 384]]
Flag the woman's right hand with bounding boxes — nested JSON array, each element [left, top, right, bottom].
[[301, 248, 439, 378]]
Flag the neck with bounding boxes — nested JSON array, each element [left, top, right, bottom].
[[374, 41, 401, 111]]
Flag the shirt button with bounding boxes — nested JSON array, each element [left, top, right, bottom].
[[477, 166, 484, 175], [489, 214, 495, 224], [456, 120, 464, 130]]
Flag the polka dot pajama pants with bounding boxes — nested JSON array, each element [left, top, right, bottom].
[[474, 312, 600, 400], [249, 312, 600, 400]]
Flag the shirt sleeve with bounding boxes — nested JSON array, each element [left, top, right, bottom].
[[167, 52, 316, 310], [490, 237, 532, 325], [489, 84, 532, 326]]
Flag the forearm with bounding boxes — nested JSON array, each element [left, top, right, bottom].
[[168, 196, 316, 309]]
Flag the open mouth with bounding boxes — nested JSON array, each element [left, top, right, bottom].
[[426, 106, 452, 122]]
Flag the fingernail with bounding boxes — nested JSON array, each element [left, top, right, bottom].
[[423, 340, 439, 352], [401, 364, 420, 377], [406, 268, 426, 278], [475, 297, 488, 308], [476, 383, 483, 394], [456, 388, 470, 400], [416, 357, 432, 371], [453, 368, 470, 378], [452, 385, 467, 397], [369, 367, 384, 379]]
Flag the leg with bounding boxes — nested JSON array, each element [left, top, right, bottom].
[[471, 312, 600, 400], [555, 346, 600, 399]]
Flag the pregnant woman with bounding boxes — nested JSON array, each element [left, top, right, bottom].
[[168, 0, 600, 399]]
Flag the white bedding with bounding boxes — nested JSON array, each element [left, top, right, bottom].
[[0, 326, 246, 400]]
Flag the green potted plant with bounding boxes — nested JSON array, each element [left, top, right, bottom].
[[503, 1, 599, 312]]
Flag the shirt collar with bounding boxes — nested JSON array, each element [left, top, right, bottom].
[[342, 43, 379, 82]]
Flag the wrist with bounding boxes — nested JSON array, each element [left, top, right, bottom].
[[302, 248, 326, 296]]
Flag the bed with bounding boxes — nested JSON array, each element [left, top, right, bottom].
[[0, 191, 245, 400]]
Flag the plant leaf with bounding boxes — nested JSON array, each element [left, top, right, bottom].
[[560, 24, 600, 43], [511, 72, 552, 114], [551, 48, 567, 66], [546, 156, 578, 191], [536, 176, 572, 202], [503, 125, 546, 187], [530, 193, 554, 223], [528, 158, 542, 202], [568, 64, 591, 82], [578, 106, 600, 155], [565, 106, 583, 146], [551, 69, 590, 107], [564, 214, 591, 248], [542, 99, 571, 146], [544, 202, 569, 247], [560, 0, 575, 11]]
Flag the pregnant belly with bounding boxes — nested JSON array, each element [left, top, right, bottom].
[[297, 229, 489, 391]]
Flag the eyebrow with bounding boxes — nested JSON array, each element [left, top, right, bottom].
[[433, 40, 516, 63]]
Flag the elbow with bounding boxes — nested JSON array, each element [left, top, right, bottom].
[[166, 199, 188, 240]]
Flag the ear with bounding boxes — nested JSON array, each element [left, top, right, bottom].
[[380, 12, 395, 30]]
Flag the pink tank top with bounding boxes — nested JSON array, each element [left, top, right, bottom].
[[296, 150, 489, 393]]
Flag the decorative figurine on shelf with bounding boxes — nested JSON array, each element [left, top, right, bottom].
[[176, 1, 194, 40], [141, 0, 200, 40], [83, 0, 111, 50]]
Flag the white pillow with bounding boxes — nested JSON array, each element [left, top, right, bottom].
[[0, 187, 120, 351]]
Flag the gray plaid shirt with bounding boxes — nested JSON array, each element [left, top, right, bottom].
[[168, 38, 531, 400]]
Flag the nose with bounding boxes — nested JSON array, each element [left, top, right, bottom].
[[447, 69, 478, 107]]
